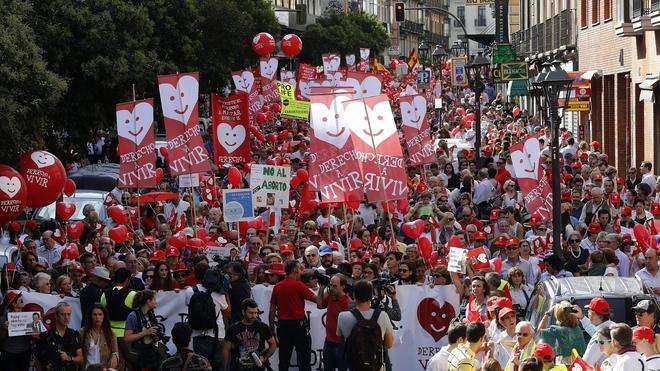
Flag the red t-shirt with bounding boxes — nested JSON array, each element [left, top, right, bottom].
[[271, 277, 316, 320], [324, 293, 351, 344]]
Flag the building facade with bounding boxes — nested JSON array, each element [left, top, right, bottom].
[[448, 0, 497, 55]]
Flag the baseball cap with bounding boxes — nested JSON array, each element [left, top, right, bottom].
[[585, 297, 610, 316], [173, 263, 189, 273], [633, 299, 656, 313], [150, 249, 165, 262], [279, 243, 294, 254], [591, 140, 601, 149], [2, 290, 22, 307], [529, 213, 543, 227], [507, 237, 519, 246], [319, 245, 333, 257], [587, 222, 602, 234], [609, 193, 621, 204], [621, 206, 632, 216], [474, 231, 487, 241], [490, 208, 500, 221], [592, 174, 602, 181], [166, 245, 180, 257], [652, 202, 660, 216], [497, 306, 516, 320], [493, 235, 509, 246], [633, 326, 656, 343], [561, 189, 572, 202], [90, 266, 111, 281], [533, 343, 555, 362]]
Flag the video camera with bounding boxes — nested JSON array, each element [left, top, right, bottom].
[[370, 278, 395, 309], [313, 267, 354, 292], [202, 255, 231, 294]]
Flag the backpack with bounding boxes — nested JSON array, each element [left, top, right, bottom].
[[187, 286, 218, 332], [344, 308, 383, 371]]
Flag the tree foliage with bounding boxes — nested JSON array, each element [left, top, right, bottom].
[[300, 10, 390, 64]]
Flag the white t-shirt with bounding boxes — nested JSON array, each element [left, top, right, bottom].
[[427, 344, 452, 371], [184, 284, 229, 339]]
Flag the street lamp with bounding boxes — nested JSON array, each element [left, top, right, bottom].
[[537, 59, 573, 260], [465, 52, 490, 167], [418, 40, 430, 66], [450, 41, 466, 58], [432, 44, 449, 68]]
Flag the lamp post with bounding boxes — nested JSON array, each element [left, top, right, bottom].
[[537, 60, 573, 260], [418, 40, 430, 66], [432, 44, 449, 69], [450, 41, 467, 58], [465, 52, 490, 167]]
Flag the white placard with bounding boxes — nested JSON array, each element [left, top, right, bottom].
[[447, 247, 468, 273], [178, 173, 200, 188], [249, 164, 291, 208], [9, 311, 46, 336]]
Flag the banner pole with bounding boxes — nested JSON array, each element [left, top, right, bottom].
[[132, 84, 142, 229], [343, 202, 350, 258]]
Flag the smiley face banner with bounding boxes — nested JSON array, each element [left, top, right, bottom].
[[116, 98, 157, 188], [157, 72, 211, 176], [510, 132, 553, 219], [211, 92, 251, 165], [231, 68, 264, 118], [400, 94, 435, 166], [259, 57, 280, 104]]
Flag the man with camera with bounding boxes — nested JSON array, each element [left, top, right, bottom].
[[316, 273, 352, 371], [184, 262, 231, 371]]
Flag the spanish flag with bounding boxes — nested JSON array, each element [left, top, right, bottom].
[[407, 48, 418, 69], [371, 57, 386, 73]]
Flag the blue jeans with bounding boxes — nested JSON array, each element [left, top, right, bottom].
[[323, 340, 346, 371], [193, 335, 223, 371]]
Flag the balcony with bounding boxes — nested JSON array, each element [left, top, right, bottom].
[[400, 20, 424, 35], [619, 0, 660, 34], [424, 31, 449, 47], [511, 9, 576, 56]]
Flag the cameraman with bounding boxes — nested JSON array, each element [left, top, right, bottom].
[[316, 273, 352, 371], [184, 262, 231, 371], [367, 279, 400, 371]]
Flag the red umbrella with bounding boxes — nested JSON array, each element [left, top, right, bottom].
[[131, 191, 178, 203]]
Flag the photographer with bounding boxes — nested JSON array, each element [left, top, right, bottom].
[[124, 290, 166, 370], [184, 262, 231, 371], [316, 273, 352, 371]]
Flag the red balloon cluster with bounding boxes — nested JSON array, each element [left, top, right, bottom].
[[402, 220, 425, 239], [290, 168, 308, 188], [108, 225, 128, 244], [252, 32, 276, 56], [61, 243, 79, 260]]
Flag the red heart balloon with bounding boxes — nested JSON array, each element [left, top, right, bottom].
[[417, 298, 455, 342], [62, 179, 76, 197], [19, 151, 66, 208], [56, 202, 76, 221], [401, 220, 424, 239], [290, 175, 301, 188], [296, 168, 309, 183], [418, 236, 432, 259], [107, 205, 127, 225], [169, 232, 188, 249], [8, 222, 21, 233], [65, 243, 79, 260], [227, 167, 242, 188], [397, 198, 409, 214], [155, 167, 164, 183], [66, 221, 84, 239], [108, 225, 128, 244]]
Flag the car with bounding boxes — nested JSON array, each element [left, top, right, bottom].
[[525, 276, 656, 337], [68, 163, 119, 192], [32, 190, 109, 222], [0, 244, 19, 270]]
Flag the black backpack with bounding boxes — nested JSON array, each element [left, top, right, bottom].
[[187, 286, 218, 332], [344, 308, 383, 371]]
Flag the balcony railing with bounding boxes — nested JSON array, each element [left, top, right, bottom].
[[511, 9, 576, 55], [400, 20, 424, 35], [424, 31, 449, 47]]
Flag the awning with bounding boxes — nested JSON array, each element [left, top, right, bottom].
[[580, 70, 602, 80], [640, 77, 660, 90], [640, 89, 655, 102], [507, 80, 528, 97]]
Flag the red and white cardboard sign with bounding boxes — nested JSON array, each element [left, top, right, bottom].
[[116, 98, 157, 188], [322, 53, 341, 73], [346, 72, 382, 98], [231, 69, 264, 118], [400, 95, 435, 165], [259, 57, 280, 104], [157, 72, 211, 176], [359, 48, 370, 72], [296, 63, 318, 101], [345, 54, 356, 71], [211, 92, 251, 165], [510, 133, 553, 219]]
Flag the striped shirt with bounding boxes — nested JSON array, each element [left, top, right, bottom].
[[448, 344, 476, 371]]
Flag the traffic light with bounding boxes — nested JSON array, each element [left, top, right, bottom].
[[395, 2, 405, 22]]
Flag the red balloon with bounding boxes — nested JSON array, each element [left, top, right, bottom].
[[278, 129, 289, 140], [64, 243, 79, 260], [397, 198, 409, 213], [159, 147, 168, 157], [252, 32, 276, 56], [265, 110, 273, 121], [267, 133, 278, 143], [256, 112, 267, 124], [67, 221, 84, 239], [250, 126, 265, 142], [187, 237, 206, 249], [108, 225, 128, 244], [290, 175, 301, 188], [107, 205, 127, 225], [429, 251, 440, 266], [155, 168, 164, 183], [169, 232, 188, 249], [56, 202, 76, 221], [63, 179, 76, 197], [350, 238, 363, 249], [227, 167, 242, 188], [0, 165, 28, 224], [402, 220, 425, 239], [19, 150, 66, 208], [271, 103, 281, 113], [195, 228, 208, 241], [280, 34, 302, 57], [8, 222, 20, 233], [296, 168, 309, 183], [419, 237, 432, 259]]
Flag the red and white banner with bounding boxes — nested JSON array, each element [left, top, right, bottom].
[[322, 53, 341, 73], [157, 72, 211, 176], [296, 63, 318, 101], [345, 54, 356, 71], [343, 95, 408, 201], [211, 92, 251, 165], [280, 69, 297, 89], [231, 69, 264, 118], [324, 70, 346, 87], [346, 71, 382, 98], [259, 57, 280, 103], [510, 133, 553, 219], [116, 98, 157, 188], [359, 48, 370, 72], [400, 94, 435, 165], [308, 92, 363, 203]]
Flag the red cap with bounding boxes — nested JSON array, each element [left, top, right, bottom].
[[279, 243, 294, 254], [150, 249, 165, 262], [2, 290, 22, 307], [166, 245, 180, 257], [609, 193, 621, 204], [561, 189, 572, 202], [587, 222, 602, 234], [494, 235, 509, 246], [621, 206, 633, 216], [580, 152, 589, 159], [616, 177, 625, 184], [311, 231, 322, 238], [563, 173, 574, 182], [533, 343, 555, 362], [652, 202, 660, 216], [585, 297, 610, 316], [173, 263, 188, 272], [144, 236, 155, 244], [488, 297, 513, 311], [591, 140, 601, 149], [498, 306, 516, 320], [633, 326, 656, 343], [474, 231, 487, 241], [529, 213, 543, 227], [507, 237, 519, 246], [572, 161, 582, 169], [622, 233, 634, 245], [490, 208, 500, 221], [592, 174, 602, 181], [483, 145, 493, 153], [70, 263, 84, 272], [265, 262, 286, 276]]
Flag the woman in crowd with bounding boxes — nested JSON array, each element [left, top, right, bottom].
[[396, 260, 417, 285], [149, 262, 178, 291], [31, 272, 53, 294], [124, 290, 163, 370], [518, 239, 540, 281], [538, 301, 586, 362], [466, 276, 490, 322], [444, 163, 461, 190], [596, 327, 616, 370], [142, 267, 155, 289], [507, 267, 533, 316], [79, 303, 118, 369], [0, 291, 32, 369], [565, 231, 590, 274], [415, 259, 428, 285], [55, 274, 74, 297]]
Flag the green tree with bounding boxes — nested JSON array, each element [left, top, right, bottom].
[[300, 10, 390, 64], [0, 0, 66, 166]]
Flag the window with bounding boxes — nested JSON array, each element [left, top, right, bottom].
[[604, 0, 612, 19], [456, 6, 465, 27], [476, 5, 487, 26], [581, 0, 588, 27], [592, 0, 600, 23], [617, 0, 630, 22]]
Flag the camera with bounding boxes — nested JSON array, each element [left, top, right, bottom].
[[313, 269, 331, 286], [203, 256, 231, 294]]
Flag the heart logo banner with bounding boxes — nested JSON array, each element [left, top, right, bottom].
[[116, 98, 157, 188], [346, 71, 383, 98], [510, 132, 553, 219], [279, 69, 297, 90], [157, 72, 211, 176], [295, 63, 318, 101], [359, 48, 370, 72], [342, 94, 408, 202], [211, 92, 251, 165], [307, 92, 363, 204], [400, 94, 435, 166], [259, 57, 280, 104], [322, 53, 341, 73], [345, 54, 356, 71], [231, 69, 264, 119]]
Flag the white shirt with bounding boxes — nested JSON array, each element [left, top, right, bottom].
[[645, 354, 660, 371], [636, 268, 660, 300], [85, 337, 101, 367], [613, 349, 646, 371], [642, 173, 657, 190], [581, 318, 613, 366], [427, 344, 452, 371], [473, 179, 494, 205], [37, 243, 63, 267], [184, 284, 229, 339], [615, 248, 631, 277]]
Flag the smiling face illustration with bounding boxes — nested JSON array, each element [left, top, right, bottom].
[[30, 151, 55, 169], [400, 95, 427, 130], [310, 95, 352, 149], [116, 102, 153, 145], [216, 123, 246, 154], [159, 75, 198, 124], [231, 71, 255, 94], [260, 58, 278, 80], [0, 176, 21, 198], [344, 99, 397, 148], [346, 75, 382, 99], [511, 138, 542, 180]]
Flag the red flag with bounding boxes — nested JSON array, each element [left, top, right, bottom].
[[259, 57, 280, 103], [400, 94, 435, 165], [211, 92, 251, 165], [231, 69, 264, 119], [116, 98, 157, 188], [510, 133, 553, 219], [157, 72, 211, 176], [568, 353, 593, 371]]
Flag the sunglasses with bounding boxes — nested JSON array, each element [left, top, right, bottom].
[[364, 270, 375, 274], [399, 269, 409, 273], [569, 239, 581, 243], [306, 254, 317, 257], [537, 228, 547, 232], [144, 274, 154, 279], [596, 339, 611, 345], [506, 246, 518, 251]]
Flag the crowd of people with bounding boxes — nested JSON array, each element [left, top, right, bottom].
[[2, 66, 660, 371]]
